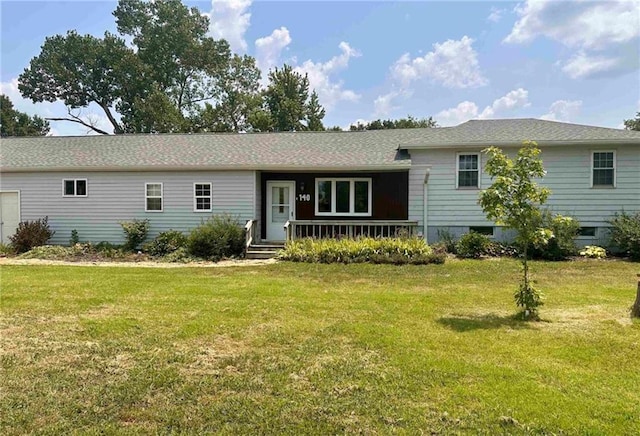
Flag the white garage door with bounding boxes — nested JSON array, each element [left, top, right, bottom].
[[0, 192, 20, 245]]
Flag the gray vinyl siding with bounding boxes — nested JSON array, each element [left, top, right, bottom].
[[409, 143, 640, 234], [0, 170, 256, 245]]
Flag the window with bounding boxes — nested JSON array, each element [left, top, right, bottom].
[[592, 151, 615, 187], [470, 226, 494, 236], [194, 183, 212, 212], [457, 153, 480, 188], [62, 179, 87, 197], [315, 178, 371, 216], [145, 183, 163, 212], [578, 227, 597, 237]]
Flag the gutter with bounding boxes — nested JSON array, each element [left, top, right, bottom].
[[397, 138, 640, 150]]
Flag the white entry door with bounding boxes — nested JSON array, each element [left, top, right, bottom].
[[0, 192, 20, 245], [266, 181, 295, 241]]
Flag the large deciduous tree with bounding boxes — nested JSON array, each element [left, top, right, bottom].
[[18, 0, 232, 134], [623, 112, 640, 131], [478, 141, 551, 320], [264, 65, 326, 132], [0, 95, 50, 137]]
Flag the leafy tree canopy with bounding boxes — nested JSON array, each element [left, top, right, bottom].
[[349, 116, 437, 131], [0, 94, 50, 137], [263, 65, 326, 132], [623, 112, 640, 131]]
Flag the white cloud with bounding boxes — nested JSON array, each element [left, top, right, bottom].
[[436, 101, 480, 126], [479, 88, 530, 118], [487, 7, 505, 23], [561, 52, 621, 79], [390, 36, 487, 89], [505, 0, 640, 49], [373, 91, 401, 118], [436, 88, 530, 126], [255, 27, 292, 74], [294, 42, 361, 110], [206, 0, 252, 53], [540, 100, 582, 122], [505, 1, 640, 79]]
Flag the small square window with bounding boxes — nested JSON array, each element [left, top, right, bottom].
[[470, 226, 494, 236], [63, 179, 87, 197], [578, 227, 597, 237]]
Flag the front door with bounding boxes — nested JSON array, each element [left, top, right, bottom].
[[266, 181, 295, 241]]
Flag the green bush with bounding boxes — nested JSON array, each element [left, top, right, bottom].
[[528, 211, 580, 260], [187, 215, 244, 261], [607, 211, 640, 260], [143, 230, 187, 257], [9, 217, 55, 254], [161, 247, 200, 263], [455, 232, 492, 258], [69, 229, 80, 245], [436, 229, 457, 254], [120, 219, 150, 251], [579, 245, 607, 259], [278, 237, 444, 265], [0, 243, 15, 256]]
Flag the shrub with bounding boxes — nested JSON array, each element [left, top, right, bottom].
[[0, 243, 15, 256], [436, 229, 457, 254], [187, 215, 244, 261], [455, 232, 492, 259], [607, 211, 640, 260], [120, 219, 150, 251], [143, 230, 187, 257], [161, 247, 199, 263], [579, 245, 607, 259], [528, 211, 580, 260], [279, 237, 444, 265], [9, 217, 55, 253], [69, 229, 80, 245]]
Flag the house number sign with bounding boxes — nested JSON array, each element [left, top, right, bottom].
[[297, 194, 311, 202]]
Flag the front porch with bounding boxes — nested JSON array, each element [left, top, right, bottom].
[[244, 218, 419, 258]]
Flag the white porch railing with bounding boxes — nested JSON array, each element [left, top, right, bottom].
[[245, 219, 258, 250], [284, 220, 419, 242]]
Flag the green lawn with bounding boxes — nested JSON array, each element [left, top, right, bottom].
[[2, 259, 639, 434]]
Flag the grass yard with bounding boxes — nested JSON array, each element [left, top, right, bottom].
[[1, 259, 639, 434]]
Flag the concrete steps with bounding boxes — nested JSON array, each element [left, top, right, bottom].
[[245, 243, 285, 260]]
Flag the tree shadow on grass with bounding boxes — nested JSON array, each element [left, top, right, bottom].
[[437, 313, 537, 332]]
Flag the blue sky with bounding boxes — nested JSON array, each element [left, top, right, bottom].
[[1, 0, 639, 135]]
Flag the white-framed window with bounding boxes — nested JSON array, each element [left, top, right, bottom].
[[315, 178, 372, 216], [62, 179, 88, 197], [145, 183, 163, 212], [194, 183, 212, 212], [456, 153, 480, 188], [591, 151, 616, 187]]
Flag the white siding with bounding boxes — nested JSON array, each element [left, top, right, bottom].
[[0, 170, 256, 245], [409, 144, 640, 229]]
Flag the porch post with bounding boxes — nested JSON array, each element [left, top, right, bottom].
[[423, 168, 430, 244]]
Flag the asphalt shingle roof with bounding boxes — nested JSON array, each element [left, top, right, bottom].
[[2, 119, 639, 172]]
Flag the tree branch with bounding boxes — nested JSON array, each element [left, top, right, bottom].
[[97, 102, 124, 134], [46, 108, 111, 135]]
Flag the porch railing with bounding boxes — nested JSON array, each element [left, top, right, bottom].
[[284, 220, 419, 242], [245, 219, 258, 250]]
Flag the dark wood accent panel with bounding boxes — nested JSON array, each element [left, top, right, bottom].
[[260, 171, 408, 239]]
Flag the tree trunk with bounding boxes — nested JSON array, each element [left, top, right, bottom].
[[632, 275, 640, 318]]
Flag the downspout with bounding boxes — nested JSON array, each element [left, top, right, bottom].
[[423, 168, 430, 243]]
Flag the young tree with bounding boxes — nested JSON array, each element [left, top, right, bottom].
[[478, 140, 551, 320], [623, 112, 640, 131], [0, 95, 50, 137], [306, 91, 325, 131]]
